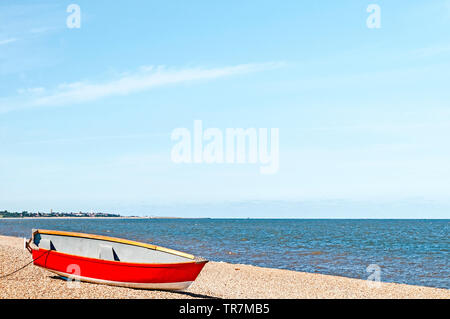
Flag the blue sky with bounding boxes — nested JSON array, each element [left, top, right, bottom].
[[1, 1, 450, 217]]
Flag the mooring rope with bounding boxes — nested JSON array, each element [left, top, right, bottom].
[[0, 249, 50, 280]]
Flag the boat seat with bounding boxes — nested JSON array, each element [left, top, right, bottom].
[[40, 238, 55, 250], [99, 244, 120, 261]]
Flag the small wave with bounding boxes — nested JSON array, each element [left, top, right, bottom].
[[298, 251, 324, 256]]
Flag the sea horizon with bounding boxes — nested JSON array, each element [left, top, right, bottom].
[[2, 198, 450, 219], [1, 216, 450, 220]]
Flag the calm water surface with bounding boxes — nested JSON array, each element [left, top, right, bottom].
[[0, 219, 448, 289]]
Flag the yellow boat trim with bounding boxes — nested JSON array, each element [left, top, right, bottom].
[[33, 229, 195, 260]]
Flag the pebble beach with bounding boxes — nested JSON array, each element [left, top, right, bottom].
[[0, 235, 448, 299]]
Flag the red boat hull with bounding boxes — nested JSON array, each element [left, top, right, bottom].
[[32, 248, 207, 290]]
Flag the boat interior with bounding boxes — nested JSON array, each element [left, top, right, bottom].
[[32, 230, 195, 264]]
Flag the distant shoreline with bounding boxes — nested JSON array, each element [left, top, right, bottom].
[[1, 217, 448, 220], [0, 216, 181, 220]]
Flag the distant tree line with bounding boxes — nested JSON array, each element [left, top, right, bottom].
[[0, 210, 120, 218]]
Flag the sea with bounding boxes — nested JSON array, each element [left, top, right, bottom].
[[0, 218, 448, 289]]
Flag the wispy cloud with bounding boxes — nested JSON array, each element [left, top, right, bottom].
[[415, 45, 450, 57], [18, 133, 165, 145], [445, 0, 450, 15], [17, 87, 45, 95], [0, 38, 18, 45], [30, 26, 55, 34], [0, 62, 285, 113]]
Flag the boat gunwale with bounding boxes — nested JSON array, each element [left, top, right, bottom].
[[32, 229, 201, 263]]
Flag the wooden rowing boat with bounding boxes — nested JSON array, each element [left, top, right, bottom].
[[26, 229, 208, 290]]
